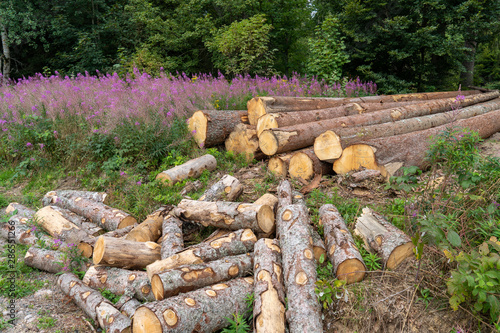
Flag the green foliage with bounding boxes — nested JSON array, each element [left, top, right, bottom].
[[386, 166, 422, 192], [306, 15, 349, 83], [417, 288, 434, 310], [315, 277, 347, 309], [354, 239, 381, 271], [54, 243, 90, 279], [222, 292, 254, 333], [36, 312, 56, 329], [100, 288, 121, 304], [207, 14, 275, 76]]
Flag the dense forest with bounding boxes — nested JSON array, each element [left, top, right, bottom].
[[1, 0, 500, 93]]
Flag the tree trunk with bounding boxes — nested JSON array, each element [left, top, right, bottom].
[[225, 123, 265, 160], [1, 23, 10, 84], [43, 205, 104, 237], [151, 253, 253, 300], [156, 154, 217, 185], [460, 41, 477, 88], [34, 206, 90, 244], [24, 246, 90, 274], [125, 207, 170, 242], [49, 194, 137, 231], [355, 207, 413, 270], [77, 225, 137, 258], [95, 301, 132, 333], [42, 190, 109, 206], [253, 238, 286, 333], [333, 108, 500, 176], [321, 96, 500, 163], [288, 147, 332, 181], [160, 215, 184, 259], [276, 180, 293, 217], [146, 228, 257, 280], [268, 153, 293, 178], [83, 266, 155, 302], [132, 277, 254, 333], [93, 236, 161, 270], [199, 174, 243, 202], [116, 296, 141, 318], [277, 204, 322, 332], [174, 199, 275, 235], [188, 110, 248, 148], [319, 204, 366, 284]]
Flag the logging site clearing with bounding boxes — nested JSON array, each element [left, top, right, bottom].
[[1, 90, 500, 333]]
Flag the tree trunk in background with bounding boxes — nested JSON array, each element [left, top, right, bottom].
[[461, 41, 477, 88], [1, 23, 10, 84]]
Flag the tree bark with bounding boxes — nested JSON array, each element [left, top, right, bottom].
[[160, 215, 184, 259], [334, 108, 500, 176], [319, 204, 366, 284], [156, 154, 217, 185], [289, 147, 332, 181], [1, 23, 10, 84], [253, 238, 286, 333], [95, 301, 132, 333], [93, 236, 161, 270], [268, 153, 293, 178], [350, 169, 382, 182], [199, 174, 243, 202], [277, 204, 322, 332], [43, 205, 104, 237], [117, 296, 141, 318], [133, 277, 254, 333], [78, 225, 137, 258], [146, 228, 257, 280], [188, 110, 248, 148], [5, 202, 35, 218], [83, 266, 155, 302], [174, 199, 275, 235], [34, 206, 90, 244], [125, 207, 170, 242], [42, 190, 109, 206], [276, 180, 293, 218], [311, 227, 327, 263], [355, 207, 413, 270], [151, 253, 253, 300], [225, 123, 265, 160], [49, 194, 136, 231], [460, 41, 477, 88], [24, 246, 90, 274], [259, 91, 498, 156]]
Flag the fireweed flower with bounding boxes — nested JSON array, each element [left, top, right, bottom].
[[137, 180, 142, 185], [26, 142, 33, 147]]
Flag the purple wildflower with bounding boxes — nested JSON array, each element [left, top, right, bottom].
[[137, 181, 142, 185], [26, 142, 33, 147]]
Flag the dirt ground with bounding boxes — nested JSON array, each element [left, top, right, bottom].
[[1, 132, 499, 333]]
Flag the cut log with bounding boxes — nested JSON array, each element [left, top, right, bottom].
[[49, 194, 136, 231], [253, 238, 286, 333], [43, 205, 104, 237], [125, 207, 170, 242], [175, 199, 275, 235], [160, 215, 184, 259], [42, 190, 108, 206], [146, 228, 257, 280], [225, 123, 265, 160], [34, 206, 90, 244], [93, 236, 161, 270], [95, 301, 132, 333], [199, 174, 243, 202], [156, 154, 217, 185], [83, 266, 155, 302], [254, 193, 278, 213], [276, 180, 293, 217], [268, 153, 293, 178], [151, 253, 253, 300], [288, 147, 332, 181], [355, 207, 413, 269], [5, 202, 35, 217], [319, 204, 366, 284], [202, 229, 232, 243], [78, 225, 137, 258], [259, 92, 499, 157], [24, 246, 90, 274], [311, 228, 327, 262], [334, 108, 500, 176], [317, 96, 500, 162], [117, 296, 141, 318], [132, 277, 254, 333], [188, 110, 248, 148], [247, 91, 482, 124], [277, 204, 322, 332]]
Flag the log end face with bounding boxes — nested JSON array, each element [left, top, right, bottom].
[[118, 216, 138, 229], [259, 131, 279, 156], [336, 259, 366, 284], [333, 144, 380, 175], [256, 114, 278, 137], [257, 205, 275, 234], [248, 97, 266, 125], [151, 274, 164, 301], [289, 152, 314, 181], [387, 241, 414, 270], [314, 130, 342, 162], [155, 172, 173, 185], [92, 236, 105, 265], [77, 242, 93, 258], [189, 111, 208, 148], [132, 306, 162, 333]]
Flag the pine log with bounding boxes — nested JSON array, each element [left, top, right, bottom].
[[259, 92, 498, 157], [43, 205, 104, 237], [225, 123, 265, 160], [42, 190, 108, 206], [95, 301, 132, 333], [277, 204, 322, 332], [132, 277, 254, 333], [199, 174, 243, 202], [34, 206, 90, 244], [151, 253, 253, 300], [49, 194, 136, 231], [253, 238, 286, 333], [125, 207, 170, 242], [268, 153, 293, 178], [78, 225, 137, 258], [5, 202, 35, 217], [117, 296, 141, 318], [188, 110, 248, 148], [156, 154, 217, 185], [160, 215, 184, 259], [175, 199, 275, 235], [318, 96, 500, 162], [146, 228, 257, 280], [24, 246, 90, 274], [355, 207, 413, 269], [333, 108, 500, 176], [93, 236, 161, 270], [276, 180, 293, 217], [254, 193, 279, 213], [83, 266, 155, 302], [289, 147, 332, 181], [311, 228, 327, 262], [247, 91, 482, 124], [319, 204, 366, 283]]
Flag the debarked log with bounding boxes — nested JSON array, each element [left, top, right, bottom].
[[156, 154, 217, 185], [77, 225, 137, 258], [125, 207, 170, 243], [34, 206, 90, 244]]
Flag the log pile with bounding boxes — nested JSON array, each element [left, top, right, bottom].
[[188, 89, 500, 178]]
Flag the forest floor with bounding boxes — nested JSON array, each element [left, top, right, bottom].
[[1, 132, 499, 333]]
